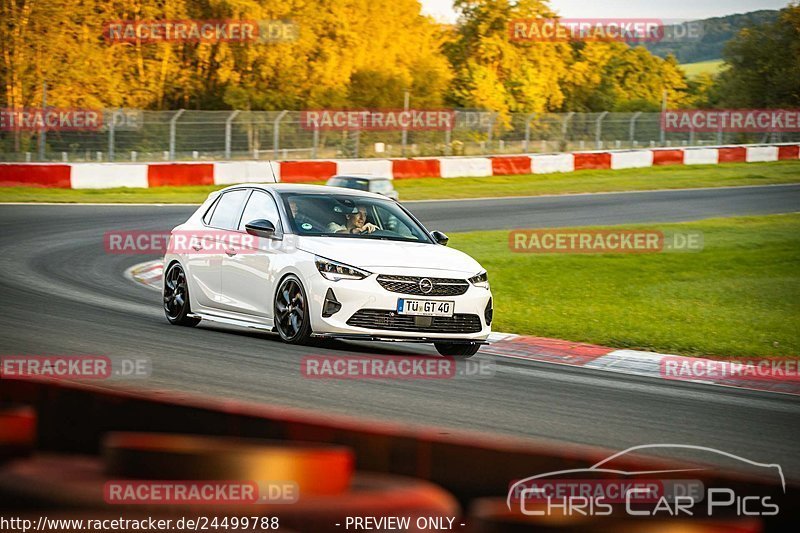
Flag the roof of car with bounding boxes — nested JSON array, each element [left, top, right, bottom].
[[216, 182, 389, 199]]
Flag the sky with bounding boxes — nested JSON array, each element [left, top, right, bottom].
[[420, 0, 793, 23]]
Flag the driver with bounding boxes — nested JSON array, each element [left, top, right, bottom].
[[328, 205, 378, 234]]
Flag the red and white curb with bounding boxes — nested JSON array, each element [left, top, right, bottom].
[[129, 259, 799, 397], [482, 338, 799, 396], [124, 260, 163, 290], [2, 143, 798, 188]]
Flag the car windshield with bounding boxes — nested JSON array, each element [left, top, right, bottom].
[[328, 177, 369, 191], [281, 193, 431, 243], [371, 180, 392, 193]]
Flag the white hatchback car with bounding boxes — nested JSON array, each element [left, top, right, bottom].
[[163, 184, 492, 357]]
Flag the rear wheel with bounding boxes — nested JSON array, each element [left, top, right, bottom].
[[163, 263, 200, 326], [274, 275, 313, 344], [434, 342, 480, 358]]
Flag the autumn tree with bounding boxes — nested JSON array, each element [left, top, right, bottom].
[[561, 42, 689, 111], [712, 3, 800, 107], [445, 0, 570, 126]]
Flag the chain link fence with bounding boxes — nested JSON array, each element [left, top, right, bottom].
[[1, 110, 796, 162]]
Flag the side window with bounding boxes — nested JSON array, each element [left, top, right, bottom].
[[374, 204, 417, 238], [238, 191, 281, 231], [202, 197, 219, 225], [208, 189, 249, 230]]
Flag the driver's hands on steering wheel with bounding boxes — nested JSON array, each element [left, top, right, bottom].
[[353, 222, 378, 234]]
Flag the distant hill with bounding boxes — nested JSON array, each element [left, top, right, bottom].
[[644, 10, 780, 63], [680, 59, 726, 78]]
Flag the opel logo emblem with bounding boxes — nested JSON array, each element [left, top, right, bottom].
[[419, 278, 433, 294]]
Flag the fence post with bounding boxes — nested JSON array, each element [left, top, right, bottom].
[[561, 112, 574, 148], [273, 110, 288, 159], [38, 82, 47, 161], [225, 110, 240, 160], [486, 113, 495, 153], [169, 109, 185, 161], [401, 90, 410, 157], [595, 111, 608, 149], [629, 112, 641, 147], [108, 109, 116, 162], [524, 113, 536, 152], [312, 128, 319, 159]]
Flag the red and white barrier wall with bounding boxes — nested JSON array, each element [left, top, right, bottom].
[[1, 144, 798, 188]]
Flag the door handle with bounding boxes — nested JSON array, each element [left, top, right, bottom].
[[225, 248, 237, 256]]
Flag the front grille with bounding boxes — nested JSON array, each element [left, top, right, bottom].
[[376, 275, 469, 296], [347, 309, 482, 334]]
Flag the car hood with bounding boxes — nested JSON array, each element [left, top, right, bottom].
[[296, 236, 483, 275]]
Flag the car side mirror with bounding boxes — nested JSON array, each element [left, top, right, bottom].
[[431, 230, 449, 246], [245, 219, 277, 239]]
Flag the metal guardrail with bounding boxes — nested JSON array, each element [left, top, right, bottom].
[[1, 110, 797, 162]]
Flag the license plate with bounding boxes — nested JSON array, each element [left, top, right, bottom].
[[397, 298, 454, 317]]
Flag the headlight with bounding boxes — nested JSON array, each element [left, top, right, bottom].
[[469, 271, 489, 288], [315, 256, 371, 281]]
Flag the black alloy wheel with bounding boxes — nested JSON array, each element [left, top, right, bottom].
[[163, 263, 200, 326], [274, 275, 312, 343]]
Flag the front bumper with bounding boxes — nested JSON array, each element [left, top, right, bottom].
[[306, 271, 492, 341], [311, 333, 490, 344]]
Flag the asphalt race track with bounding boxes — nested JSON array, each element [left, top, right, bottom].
[[1, 184, 799, 482], [410, 183, 800, 232]]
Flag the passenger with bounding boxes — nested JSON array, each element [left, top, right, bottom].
[[328, 205, 378, 234], [289, 198, 320, 231]]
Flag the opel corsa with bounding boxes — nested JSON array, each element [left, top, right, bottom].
[[163, 184, 492, 357]]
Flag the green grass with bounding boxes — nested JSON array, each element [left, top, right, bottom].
[[0, 185, 223, 204], [394, 161, 800, 201], [449, 213, 800, 358], [681, 59, 726, 78], [1, 160, 799, 203]]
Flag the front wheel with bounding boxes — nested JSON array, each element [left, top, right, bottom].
[[274, 275, 313, 344], [434, 342, 480, 358], [163, 262, 200, 326]]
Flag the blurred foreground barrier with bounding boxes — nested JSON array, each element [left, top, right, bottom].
[[0, 432, 457, 532], [0, 378, 795, 531], [0, 405, 36, 460], [104, 432, 353, 495]]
